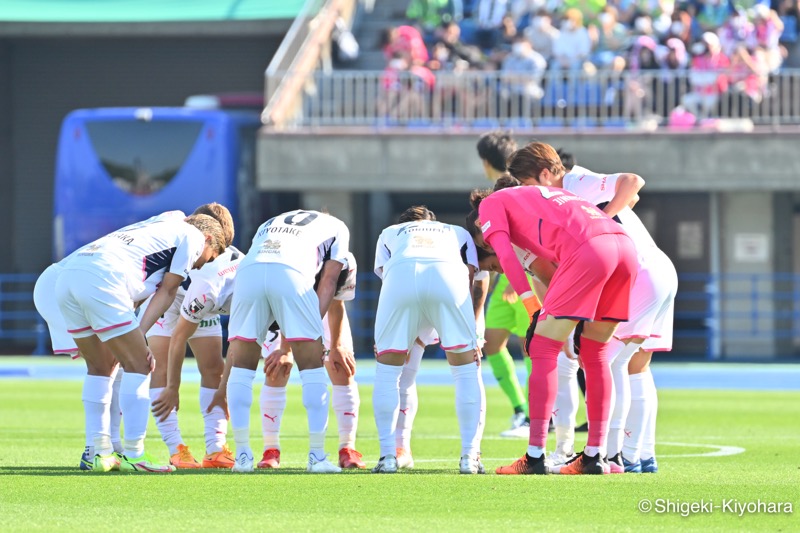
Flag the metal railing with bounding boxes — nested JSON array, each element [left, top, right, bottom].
[[264, 68, 800, 128], [0, 274, 48, 355]]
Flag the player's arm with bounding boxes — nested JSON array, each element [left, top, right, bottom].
[[138, 272, 183, 334], [484, 231, 538, 317], [603, 173, 645, 217], [472, 275, 489, 319], [529, 257, 557, 287], [326, 299, 356, 376], [206, 348, 233, 419], [151, 316, 199, 421], [316, 259, 344, 317]]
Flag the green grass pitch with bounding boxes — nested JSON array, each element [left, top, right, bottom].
[[0, 379, 797, 532]]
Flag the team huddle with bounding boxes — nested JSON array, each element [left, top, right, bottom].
[[34, 135, 676, 476]]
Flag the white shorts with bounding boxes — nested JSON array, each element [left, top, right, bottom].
[[375, 261, 476, 356], [34, 264, 79, 357], [228, 263, 323, 346], [54, 268, 140, 343], [615, 248, 677, 352], [142, 296, 223, 339]]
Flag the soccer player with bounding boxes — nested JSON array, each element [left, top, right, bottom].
[[256, 252, 365, 470], [476, 130, 537, 438], [33, 265, 124, 470], [471, 175, 638, 475], [372, 206, 485, 474], [507, 143, 677, 474], [225, 209, 352, 473], [53, 213, 225, 472]]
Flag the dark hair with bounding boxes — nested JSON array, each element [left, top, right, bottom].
[[468, 188, 492, 211], [476, 245, 494, 261], [493, 173, 521, 191], [398, 205, 436, 223], [556, 148, 576, 171], [465, 209, 481, 238], [507, 141, 565, 182], [476, 130, 517, 172]]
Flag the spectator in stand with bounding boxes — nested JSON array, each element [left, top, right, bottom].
[[433, 21, 485, 68], [719, 8, 756, 56], [696, 0, 733, 31], [510, 0, 547, 27], [379, 52, 435, 120], [406, 0, 463, 39], [727, 44, 770, 113], [589, 6, 630, 69], [631, 13, 658, 40], [776, 0, 799, 55], [623, 35, 661, 121], [563, 0, 606, 20], [682, 32, 730, 120], [552, 8, 593, 70], [475, 0, 510, 51], [667, 7, 703, 47], [500, 34, 548, 113], [752, 4, 784, 72], [524, 10, 561, 63], [381, 25, 430, 65], [655, 37, 690, 111]]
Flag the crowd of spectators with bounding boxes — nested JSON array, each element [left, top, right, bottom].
[[376, 0, 800, 125]]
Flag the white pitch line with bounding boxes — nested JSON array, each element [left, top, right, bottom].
[[657, 441, 746, 458]]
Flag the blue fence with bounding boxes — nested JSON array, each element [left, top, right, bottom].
[[4, 272, 799, 359]]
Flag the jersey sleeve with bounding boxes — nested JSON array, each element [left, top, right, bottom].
[[373, 230, 391, 279], [455, 226, 478, 270], [180, 280, 216, 323], [328, 219, 351, 265], [474, 270, 489, 281], [483, 225, 532, 299], [564, 170, 616, 205], [168, 227, 204, 280], [334, 254, 357, 301]]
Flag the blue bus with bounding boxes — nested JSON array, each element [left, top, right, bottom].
[[53, 106, 261, 259]]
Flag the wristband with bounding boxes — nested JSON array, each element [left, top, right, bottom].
[[522, 295, 542, 317]]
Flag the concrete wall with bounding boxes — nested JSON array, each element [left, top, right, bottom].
[[257, 129, 800, 192], [0, 42, 12, 271]]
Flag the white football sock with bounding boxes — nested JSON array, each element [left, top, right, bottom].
[[640, 368, 658, 460], [608, 340, 642, 457], [149, 386, 183, 455], [300, 368, 330, 457], [260, 385, 286, 451], [622, 371, 646, 462], [227, 367, 256, 456], [120, 371, 151, 458], [82, 374, 114, 456], [554, 351, 579, 454], [199, 386, 227, 454], [450, 362, 484, 457], [110, 367, 123, 453], [373, 362, 403, 458], [332, 383, 360, 450], [396, 342, 423, 450]]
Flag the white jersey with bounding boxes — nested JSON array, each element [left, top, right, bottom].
[[240, 210, 350, 280], [180, 246, 244, 323], [562, 165, 658, 257], [374, 220, 478, 279], [60, 212, 204, 302]]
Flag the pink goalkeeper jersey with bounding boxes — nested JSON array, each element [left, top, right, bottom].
[[478, 185, 626, 297]]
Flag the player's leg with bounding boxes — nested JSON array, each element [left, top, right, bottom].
[[550, 349, 579, 465], [109, 366, 123, 455], [146, 334, 195, 467], [226, 339, 261, 472], [623, 349, 657, 473], [606, 337, 644, 473], [191, 335, 235, 468], [425, 262, 485, 474], [396, 338, 426, 469], [322, 310, 365, 469], [259, 355, 290, 469], [78, 341, 119, 471]]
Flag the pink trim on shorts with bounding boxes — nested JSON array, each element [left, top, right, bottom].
[[377, 349, 408, 357], [67, 326, 92, 333], [441, 343, 468, 351], [285, 337, 316, 342], [649, 334, 662, 338], [54, 348, 79, 354], [615, 334, 650, 340], [93, 321, 133, 333], [648, 347, 672, 352], [229, 336, 258, 343]]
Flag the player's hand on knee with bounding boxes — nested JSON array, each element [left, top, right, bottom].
[[328, 346, 356, 377], [264, 349, 293, 380], [206, 387, 229, 419], [152, 387, 179, 422]]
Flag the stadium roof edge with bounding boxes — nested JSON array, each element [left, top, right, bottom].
[[0, 19, 292, 38]]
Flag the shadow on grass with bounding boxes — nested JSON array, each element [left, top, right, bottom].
[[0, 466, 458, 476]]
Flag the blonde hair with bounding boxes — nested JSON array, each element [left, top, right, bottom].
[[184, 214, 226, 255], [192, 203, 234, 247], [565, 8, 583, 25]]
